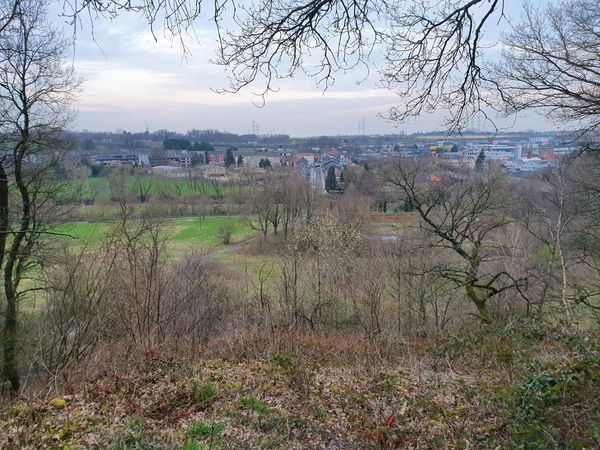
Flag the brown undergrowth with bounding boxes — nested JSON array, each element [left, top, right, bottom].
[[2, 323, 599, 449]]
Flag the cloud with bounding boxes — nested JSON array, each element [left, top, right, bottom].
[[55, 1, 555, 136]]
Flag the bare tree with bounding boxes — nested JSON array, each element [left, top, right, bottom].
[[496, 0, 600, 133], [134, 175, 153, 203], [208, 175, 223, 199], [247, 185, 273, 239], [300, 176, 320, 225], [106, 189, 170, 352], [381, 157, 527, 324], [0, 0, 21, 36], [247, 172, 304, 239], [560, 152, 600, 316], [519, 160, 587, 323], [288, 210, 363, 329], [279, 174, 305, 238], [65, 0, 203, 49], [0, 0, 79, 393], [386, 236, 456, 335], [215, 0, 507, 128], [346, 252, 386, 340], [266, 171, 312, 238], [36, 242, 117, 384], [166, 252, 229, 346], [217, 220, 234, 244], [407, 0, 600, 321], [0, 0, 517, 131]]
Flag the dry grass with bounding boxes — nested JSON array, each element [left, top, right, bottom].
[[2, 325, 599, 449]]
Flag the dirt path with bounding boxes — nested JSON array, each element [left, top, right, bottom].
[[206, 235, 257, 259]]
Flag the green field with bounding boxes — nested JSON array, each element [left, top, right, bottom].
[[73, 175, 236, 202], [54, 216, 254, 252]]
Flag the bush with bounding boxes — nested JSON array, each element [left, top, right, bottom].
[[268, 352, 295, 372], [217, 222, 234, 245]]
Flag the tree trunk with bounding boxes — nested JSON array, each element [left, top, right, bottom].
[[3, 147, 32, 393], [473, 299, 493, 325], [557, 242, 573, 323], [0, 163, 8, 270], [0, 162, 18, 392], [2, 291, 18, 392], [466, 283, 493, 325]]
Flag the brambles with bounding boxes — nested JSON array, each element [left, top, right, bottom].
[[507, 354, 600, 448]]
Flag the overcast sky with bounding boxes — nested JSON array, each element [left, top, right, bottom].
[[50, 0, 557, 137]]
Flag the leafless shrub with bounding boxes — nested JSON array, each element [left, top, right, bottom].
[[218, 221, 234, 244], [165, 252, 229, 346], [385, 234, 459, 336], [31, 244, 116, 387]]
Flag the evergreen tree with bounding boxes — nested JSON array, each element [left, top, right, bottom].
[[225, 148, 236, 167], [325, 166, 337, 191], [163, 138, 191, 150], [475, 149, 486, 172], [198, 142, 215, 152], [258, 158, 271, 169], [237, 155, 244, 166], [191, 153, 203, 166]]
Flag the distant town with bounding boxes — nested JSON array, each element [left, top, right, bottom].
[[75, 128, 598, 192]]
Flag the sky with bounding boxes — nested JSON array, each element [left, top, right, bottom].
[[49, 0, 558, 137]]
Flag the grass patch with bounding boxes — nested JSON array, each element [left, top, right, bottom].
[[313, 408, 327, 421], [240, 396, 270, 416], [186, 421, 225, 440], [72, 175, 235, 203], [53, 216, 253, 251], [191, 381, 218, 409], [268, 352, 295, 372], [170, 217, 250, 246], [107, 416, 156, 450], [180, 441, 225, 450]]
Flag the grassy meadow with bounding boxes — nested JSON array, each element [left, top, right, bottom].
[[73, 175, 238, 203], [54, 216, 255, 253]]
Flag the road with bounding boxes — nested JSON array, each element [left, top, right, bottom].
[[311, 165, 325, 192]]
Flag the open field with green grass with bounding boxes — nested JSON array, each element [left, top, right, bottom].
[[73, 175, 238, 202], [54, 216, 255, 253]]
